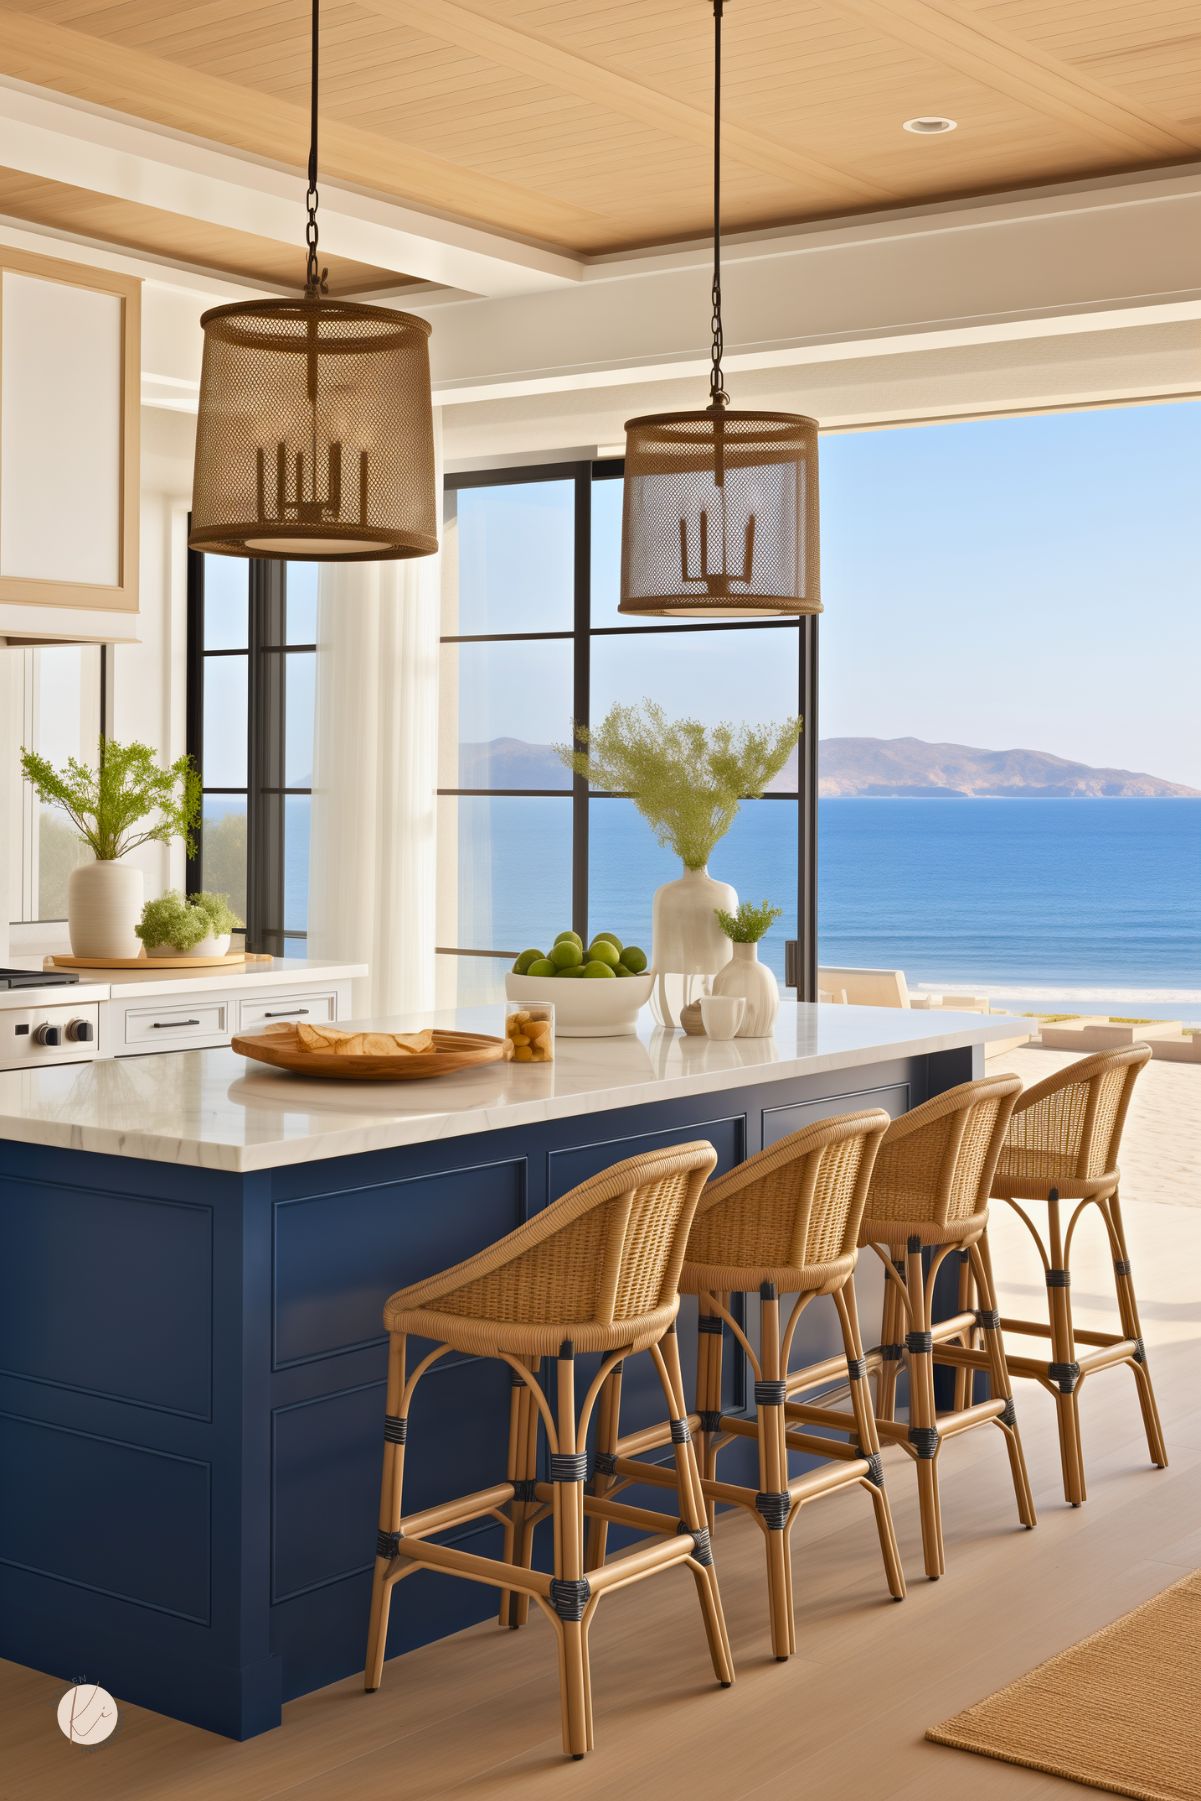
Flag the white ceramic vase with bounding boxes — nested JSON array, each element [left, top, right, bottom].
[[711, 940, 780, 1037], [651, 864, 737, 1029], [67, 859, 144, 960]]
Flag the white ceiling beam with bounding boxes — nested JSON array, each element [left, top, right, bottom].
[[411, 170, 1201, 401], [0, 79, 581, 298]]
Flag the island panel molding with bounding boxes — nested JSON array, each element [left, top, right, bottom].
[[0, 1177, 213, 1421], [0, 1006, 1008, 1736], [271, 1155, 528, 1368], [0, 244, 140, 618], [0, 1412, 211, 1626]]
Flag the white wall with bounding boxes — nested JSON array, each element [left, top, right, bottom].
[[113, 406, 196, 902]]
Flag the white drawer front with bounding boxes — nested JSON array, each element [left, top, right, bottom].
[[124, 1000, 230, 1048], [238, 990, 338, 1032]]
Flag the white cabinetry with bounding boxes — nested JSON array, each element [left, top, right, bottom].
[[0, 247, 140, 644]]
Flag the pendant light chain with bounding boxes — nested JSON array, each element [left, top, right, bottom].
[[709, 0, 727, 410], [305, 0, 327, 296]]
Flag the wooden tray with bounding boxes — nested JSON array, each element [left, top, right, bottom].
[[231, 1022, 505, 1081], [48, 951, 269, 971]]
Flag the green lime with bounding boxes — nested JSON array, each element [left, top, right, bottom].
[[558, 965, 585, 978], [621, 944, 647, 974], [553, 930, 584, 949], [586, 938, 620, 967], [582, 960, 616, 979], [592, 931, 623, 952], [526, 958, 556, 978], [550, 940, 583, 969], [513, 948, 544, 974], [613, 963, 634, 977]]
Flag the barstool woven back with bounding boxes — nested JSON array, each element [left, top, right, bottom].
[[862, 1073, 1021, 1245], [992, 1044, 1149, 1198], [683, 1109, 888, 1292], [383, 1140, 717, 1357]]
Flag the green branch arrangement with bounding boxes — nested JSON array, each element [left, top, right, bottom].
[[20, 738, 202, 862], [715, 900, 783, 943], [556, 702, 802, 870]]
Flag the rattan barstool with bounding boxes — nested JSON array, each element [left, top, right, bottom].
[[363, 1141, 734, 1760], [988, 1044, 1166, 1506], [853, 1075, 1037, 1580], [587, 1110, 907, 1662]]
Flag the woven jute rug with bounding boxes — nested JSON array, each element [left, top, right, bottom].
[[927, 1569, 1201, 1801]]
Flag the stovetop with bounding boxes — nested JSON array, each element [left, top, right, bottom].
[[0, 968, 81, 990]]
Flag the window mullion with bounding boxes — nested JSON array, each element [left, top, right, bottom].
[[572, 465, 591, 944]]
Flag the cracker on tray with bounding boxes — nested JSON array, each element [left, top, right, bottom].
[[293, 1023, 436, 1057]]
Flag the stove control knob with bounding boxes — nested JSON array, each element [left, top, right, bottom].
[[34, 1023, 62, 1047], [66, 1019, 95, 1043]]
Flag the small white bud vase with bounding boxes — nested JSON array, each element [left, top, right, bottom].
[[67, 860, 144, 960], [651, 864, 736, 1030], [711, 940, 779, 1038]]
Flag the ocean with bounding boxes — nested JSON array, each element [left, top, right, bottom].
[[254, 796, 1201, 1022]]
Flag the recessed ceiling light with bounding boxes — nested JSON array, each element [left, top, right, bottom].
[[903, 116, 957, 134]]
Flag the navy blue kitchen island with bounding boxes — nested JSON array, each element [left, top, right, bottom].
[[0, 1004, 1021, 1737]]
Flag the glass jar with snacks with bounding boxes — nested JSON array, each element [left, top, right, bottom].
[[504, 1002, 554, 1063]]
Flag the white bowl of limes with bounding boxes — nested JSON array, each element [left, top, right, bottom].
[[504, 930, 654, 1037]]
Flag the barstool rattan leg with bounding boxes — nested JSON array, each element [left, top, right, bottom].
[[876, 1261, 904, 1424], [834, 1282, 905, 1601], [365, 1333, 408, 1691], [969, 1235, 1036, 1530], [585, 1360, 624, 1572], [905, 1240, 945, 1581], [952, 1250, 976, 1414], [501, 1356, 540, 1629], [1045, 1191, 1087, 1506], [1101, 1191, 1168, 1471], [654, 1331, 735, 1687], [552, 1343, 593, 1759]]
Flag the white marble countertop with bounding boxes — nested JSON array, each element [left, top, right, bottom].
[[0, 1003, 1028, 1174], [0, 957, 365, 1009]]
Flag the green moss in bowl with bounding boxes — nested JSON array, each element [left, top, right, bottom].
[[136, 890, 242, 956]]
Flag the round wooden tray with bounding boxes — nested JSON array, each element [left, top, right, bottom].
[[49, 951, 265, 971], [231, 1022, 506, 1081]]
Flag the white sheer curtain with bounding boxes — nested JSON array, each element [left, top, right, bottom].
[[306, 414, 442, 1019]]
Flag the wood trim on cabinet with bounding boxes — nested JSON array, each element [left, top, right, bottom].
[[0, 243, 140, 614]]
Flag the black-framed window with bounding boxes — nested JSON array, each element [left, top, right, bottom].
[[186, 547, 316, 956], [437, 461, 817, 1004]]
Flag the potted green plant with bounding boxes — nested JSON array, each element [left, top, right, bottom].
[[136, 891, 242, 959], [710, 900, 784, 1037], [558, 703, 800, 1026], [20, 738, 201, 960]]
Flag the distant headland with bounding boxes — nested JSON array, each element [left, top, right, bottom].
[[454, 735, 1199, 799]]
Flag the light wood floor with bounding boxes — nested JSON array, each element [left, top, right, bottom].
[[4, 1183, 1198, 1801]]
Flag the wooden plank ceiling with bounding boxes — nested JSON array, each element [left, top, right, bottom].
[[0, 0, 1197, 287]]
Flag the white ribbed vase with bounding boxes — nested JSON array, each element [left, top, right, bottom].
[[711, 940, 780, 1038], [650, 864, 736, 1030], [67, 860, 144, 960]]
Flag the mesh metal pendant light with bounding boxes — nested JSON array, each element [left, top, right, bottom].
[[620, 1, 819, 617], [188, 0, 436, 563]]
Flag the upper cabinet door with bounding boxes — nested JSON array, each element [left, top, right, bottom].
[[0, 249, 140, 615]]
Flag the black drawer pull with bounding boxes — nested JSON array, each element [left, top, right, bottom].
[[263, 1008, 310, 1019], [151, 1019, 201, 1029]]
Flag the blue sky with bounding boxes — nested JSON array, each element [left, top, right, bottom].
[[819, 401, 1201, 788], [454, 400, 1201, 788]]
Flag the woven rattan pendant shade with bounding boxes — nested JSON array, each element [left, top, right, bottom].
[[620, 408, 820, 617], [189, 296, 436, 562]]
